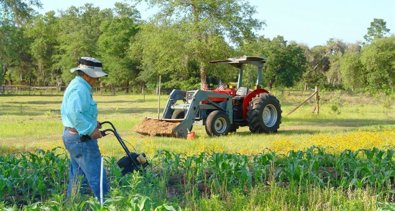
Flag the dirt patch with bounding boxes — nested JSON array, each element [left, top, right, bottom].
[[134, 118, 180, 137]]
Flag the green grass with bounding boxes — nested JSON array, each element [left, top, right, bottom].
[[0, 92, 394, 210], [0, 92, 394, 155]]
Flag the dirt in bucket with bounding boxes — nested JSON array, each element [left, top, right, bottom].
[[134, 118, 181, 137]]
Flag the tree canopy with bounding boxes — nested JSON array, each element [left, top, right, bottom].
[[360, 36, 395, 94], [0, 2, 394, 95], [0, 0, 42, 86], [363, 18, 391, 44], [141, 0, 263, 88]]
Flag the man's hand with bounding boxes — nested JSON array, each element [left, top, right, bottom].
[[90, 128, 103, 140], [97, 121, 102, 129]]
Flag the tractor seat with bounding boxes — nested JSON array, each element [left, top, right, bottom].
[[236, 87, 248, 96]]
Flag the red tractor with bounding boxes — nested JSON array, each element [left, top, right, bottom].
[[136, 56, 282, 138]]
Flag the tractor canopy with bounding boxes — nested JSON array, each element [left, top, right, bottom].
[[210, 56, 266, 89], [209, 56, 265, 67]]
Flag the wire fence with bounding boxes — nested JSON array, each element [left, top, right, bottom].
[[0, 85, 162, 96], [0, 85, 63, 95]]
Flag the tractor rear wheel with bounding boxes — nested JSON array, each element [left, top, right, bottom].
[[205, 110, 230, 136], [247, 93, 281, 133]]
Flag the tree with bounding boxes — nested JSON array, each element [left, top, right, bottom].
[[0, 0, 41, 25], [303, 45, 330, 88], [363, 18, 390, 44], [132, 18, 237, 90], [25, 11, 59, 86], [0, 21, 35, 86], [267, 37, 307, 88], [139, 0, 263, 88], [54, 4, 111, 84], [325, 39, 347, 87], [360, 36, 395, 94], [0, 25, 17, 85], [131, 23, 193, 89], [301, 39, 349, 89], [0, 0, 41, 86], [241, 36, 307, 88], [339, 44, 365, 91], [98, 2, 141, 93]]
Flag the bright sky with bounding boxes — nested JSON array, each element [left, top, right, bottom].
[[38, 0, 395, 47]]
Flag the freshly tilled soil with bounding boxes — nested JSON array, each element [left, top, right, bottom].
[[134, 118, 180, 137]]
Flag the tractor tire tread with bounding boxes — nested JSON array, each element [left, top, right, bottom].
[[247, 93, 282, 133], [205, 110, 230, 136]]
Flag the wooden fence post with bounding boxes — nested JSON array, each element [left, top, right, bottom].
[[157, 75, 161, 119], [315, 86, 320, 114], [141, 83, 145, 102], [286, 86, 320, 116]]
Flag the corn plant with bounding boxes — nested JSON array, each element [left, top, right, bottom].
[[0, 148, 68, 205], [1, 147, 394, 209]]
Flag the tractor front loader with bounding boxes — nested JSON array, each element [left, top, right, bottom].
[[135, 89, 233, 138], [135, 56, 282, 138]]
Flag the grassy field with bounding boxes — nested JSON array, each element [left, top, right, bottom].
[[0, 91, 394, 156], [0, 91, 394, 210]]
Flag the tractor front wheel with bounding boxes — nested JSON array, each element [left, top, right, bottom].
[[172, 110, 185, 119], [172, 109, 193, 131], [205, 110, 230, 136], [247, 94, 282, 133]]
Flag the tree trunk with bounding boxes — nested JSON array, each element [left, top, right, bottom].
[[192, 3, 207, 90], [56, 78, 62, 92], [268, 79, 275, 90], [1, 64, 7, 86], [111, 85, 116, 96], [38, 61, 43, 86], [200, 61, 208, 90], [125, 80, 129, 94], [99, 82, 104, 94], [141, 83, 145, 102]]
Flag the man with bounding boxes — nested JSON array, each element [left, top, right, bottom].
[[61, 57, 109, 200]]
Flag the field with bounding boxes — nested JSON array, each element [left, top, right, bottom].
[[0, 91, 394, 210]]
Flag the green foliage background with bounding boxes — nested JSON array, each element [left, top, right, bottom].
[[0, 1, 394, 94]]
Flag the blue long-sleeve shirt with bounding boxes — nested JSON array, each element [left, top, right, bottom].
[[61, 76, 98, 136]]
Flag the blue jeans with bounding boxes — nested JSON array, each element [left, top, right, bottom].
[[62, 128, 109, 199]]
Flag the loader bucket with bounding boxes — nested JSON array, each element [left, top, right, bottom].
[[135, 118, 188, 138]]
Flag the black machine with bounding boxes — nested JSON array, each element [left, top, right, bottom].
[[100, 121, 148, 175]]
